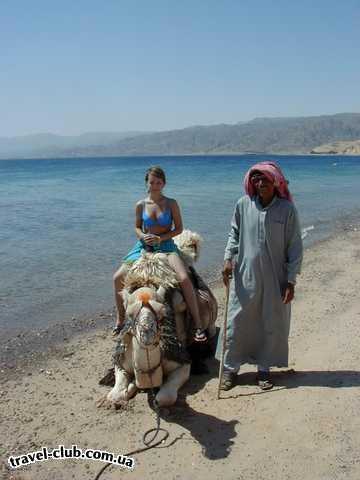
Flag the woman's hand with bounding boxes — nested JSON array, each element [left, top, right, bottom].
[[222, 260, 233, 287], [143, 233, 161, 246]]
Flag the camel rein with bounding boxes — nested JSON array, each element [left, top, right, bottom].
[[93, 389, 169, 480], [94, 304, 169, 480]]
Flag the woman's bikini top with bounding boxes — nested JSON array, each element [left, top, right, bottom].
[[142, 200, 173, 229]]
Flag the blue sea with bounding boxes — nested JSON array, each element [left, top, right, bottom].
[[1, 154, 360, 340]]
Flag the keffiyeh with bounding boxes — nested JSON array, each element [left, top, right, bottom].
[[243, 161, 293, 202]]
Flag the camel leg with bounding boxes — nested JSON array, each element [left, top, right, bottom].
[[102, 341, 137, 407], [106, 366, 137, 404], [155, 360, 191, 407]]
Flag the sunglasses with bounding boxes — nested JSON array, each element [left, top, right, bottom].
[[250, 174, 273, 185]]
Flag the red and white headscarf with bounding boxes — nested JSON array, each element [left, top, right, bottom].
[[243, 161, 293, 203]]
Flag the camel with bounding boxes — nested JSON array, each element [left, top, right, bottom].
[[99, 230, 217, 408]]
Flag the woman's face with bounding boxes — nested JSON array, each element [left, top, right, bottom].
[[147, 173, 165, 193]]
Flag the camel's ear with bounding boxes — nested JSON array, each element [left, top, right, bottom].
[[190, 233, 202, 261], [156, 286, 166, 303], [192, 242, 200, 261], [191, 243, 198, 261], [126, 300, 142, 319], [148, 300, 166, 319]]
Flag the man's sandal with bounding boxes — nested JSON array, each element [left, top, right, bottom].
[[220, 371, 237, 391], [257, 372, 273, 390], [194, 329, 207, 342]]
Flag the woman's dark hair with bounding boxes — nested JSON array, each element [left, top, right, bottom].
[[145, 166, 166, 184]]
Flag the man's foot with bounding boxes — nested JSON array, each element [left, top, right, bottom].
[[112, 325, 123, 336], [257, 371, 273, 390], [220, 371, 237, 391], [194, 328, 207, 342]]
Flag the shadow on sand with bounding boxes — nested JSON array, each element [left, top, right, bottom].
[[149, 356, 360, 459], [272, 369, 360, 388], [154, 398, 238, 460], [220, 368, 360, 399], [144, 353, 237, 460], [137, 320, 360, 462]]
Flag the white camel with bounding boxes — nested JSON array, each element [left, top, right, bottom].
[[100, 230, 217, 408]]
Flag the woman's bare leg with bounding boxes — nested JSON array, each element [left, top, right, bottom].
[[167, 253, 206, 341], [113, 263, 130, 330]]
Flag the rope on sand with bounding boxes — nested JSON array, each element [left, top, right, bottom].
[[93, 390, 169, 480]]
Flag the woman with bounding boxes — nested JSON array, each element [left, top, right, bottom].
[[113, 166, 207, 342]]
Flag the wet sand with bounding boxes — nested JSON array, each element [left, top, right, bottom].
[[1, 229, 360, 480]]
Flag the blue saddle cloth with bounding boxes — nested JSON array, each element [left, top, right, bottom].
[[123, 239, 179, 263]]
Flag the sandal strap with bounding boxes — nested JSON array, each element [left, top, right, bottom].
[[194, 329, 207, 341], [258, 379, 273, 390]]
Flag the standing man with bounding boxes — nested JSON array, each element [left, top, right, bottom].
[[217, 161, 303, 390]]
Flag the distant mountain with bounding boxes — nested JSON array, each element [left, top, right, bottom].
[[2, 113, 360, 159], [0, 131, 147, 159]]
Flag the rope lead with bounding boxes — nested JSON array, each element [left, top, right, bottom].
[[94, 389, 169, 480]]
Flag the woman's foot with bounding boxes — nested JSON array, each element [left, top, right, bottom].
[[112, 325, 123, 336], [194, 328, 207, 342]]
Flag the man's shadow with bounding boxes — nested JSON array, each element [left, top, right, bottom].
[[212, 368, 360, 399], [272, 369, 360, 389]]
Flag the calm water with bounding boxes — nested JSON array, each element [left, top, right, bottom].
[[1, 154, 360, 338]]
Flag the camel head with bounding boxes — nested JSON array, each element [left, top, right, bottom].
[[174, 229, 203, 266], [123, 286, 165, 347]]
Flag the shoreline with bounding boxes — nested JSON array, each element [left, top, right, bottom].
[[3, 154, 360, 348], [3, 205, 358, 347]]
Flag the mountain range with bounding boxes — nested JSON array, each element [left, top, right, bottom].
[[2, 113, 360, 159]]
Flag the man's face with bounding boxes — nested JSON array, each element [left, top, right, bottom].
[[250, 173, 276, 199]]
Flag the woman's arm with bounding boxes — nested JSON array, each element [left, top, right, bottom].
[[135, 202, 145, 240], [158, 199, 183, 242]]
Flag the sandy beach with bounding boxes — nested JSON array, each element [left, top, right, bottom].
[[1, 228, 360, 480]]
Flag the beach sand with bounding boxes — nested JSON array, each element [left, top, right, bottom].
[[1, 229, 360, 480]]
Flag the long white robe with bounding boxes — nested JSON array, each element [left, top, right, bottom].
[[216, 195, 303, 368]]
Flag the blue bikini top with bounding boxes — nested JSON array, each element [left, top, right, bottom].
[[142, 200, 173, 228]]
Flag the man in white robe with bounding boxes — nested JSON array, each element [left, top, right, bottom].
[[216, 162, 303, 390]]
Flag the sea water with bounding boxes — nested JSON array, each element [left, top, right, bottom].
[[1, 154, 360, 338]]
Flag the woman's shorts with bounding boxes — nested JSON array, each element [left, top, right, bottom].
[[123, 239, 179, 263]]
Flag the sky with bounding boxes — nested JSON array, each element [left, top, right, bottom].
[[1, 0, 360, 137]]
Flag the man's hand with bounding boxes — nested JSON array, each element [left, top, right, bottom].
[[222, 260, 233, 287], [282, 283, 295, 304]]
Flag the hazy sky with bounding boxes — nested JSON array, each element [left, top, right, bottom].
[[1, 1, 360, 136]]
